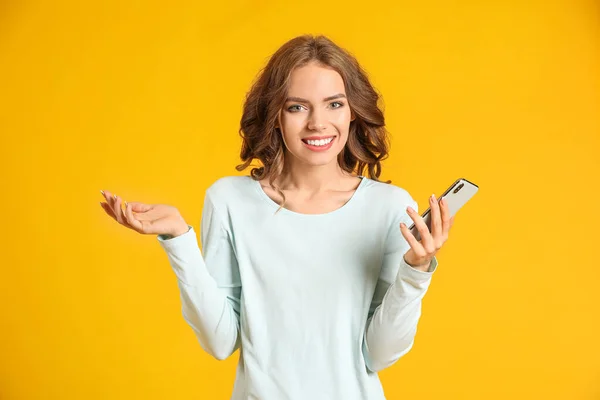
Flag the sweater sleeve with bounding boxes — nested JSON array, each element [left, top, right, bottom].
[[156, 190, 242, 361], [362, 197, 438, 372]]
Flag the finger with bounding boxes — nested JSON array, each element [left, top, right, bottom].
[[400, 222, 426, 256], [429, 194, 442, 240], [101, 190, 116, 212], [441, 198, 452, 237], [103, 190, 120, 216], [406, 206, 435, 252], [100, 201, 117, 221], [113, 195, 127, 225], [123, 202, 143, 231], [101, 199, 136, 230], [101, 190, 114, 205]]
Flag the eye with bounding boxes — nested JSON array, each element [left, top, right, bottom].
[[287, 104, 304, 112], [330, 101, 344, 109]]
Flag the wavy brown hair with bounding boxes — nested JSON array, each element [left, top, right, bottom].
[[235, 34, 391, 208]]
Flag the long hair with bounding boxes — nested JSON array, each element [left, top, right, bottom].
[[235, 35, 391, 208]]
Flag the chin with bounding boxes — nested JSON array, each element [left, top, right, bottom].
[[304, 157, 338, 167], [298, 148, 343, 167]]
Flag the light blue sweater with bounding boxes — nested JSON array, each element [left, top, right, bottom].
[[157, 175, 438, 400]]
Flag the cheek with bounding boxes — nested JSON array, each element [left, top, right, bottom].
[[333, 109, 352, 126], [281, 114, 303, 133], [333, 113, 352, 137]]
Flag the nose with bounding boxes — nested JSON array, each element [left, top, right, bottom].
[[307, 110, 327, 131]]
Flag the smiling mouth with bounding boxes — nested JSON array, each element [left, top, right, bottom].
[[301, 136, 336, 146], [300, 136, 337, 152]]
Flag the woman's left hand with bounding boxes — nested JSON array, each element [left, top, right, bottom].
[[400, 194, 455, 272]]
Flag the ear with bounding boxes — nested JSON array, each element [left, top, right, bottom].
[[350, 111, 356, 122]]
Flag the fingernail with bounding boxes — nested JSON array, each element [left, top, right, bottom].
[[430, 194, 435, 203], [407, 206, 413, 213], [113, 194, 117, 199], [124, 201, 128, 207], [100, 190, 105, 196]]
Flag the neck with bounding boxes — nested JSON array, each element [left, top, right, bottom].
[[276, 156, 353, 193]]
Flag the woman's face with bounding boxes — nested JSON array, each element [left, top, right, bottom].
[[277, 62, 354, 167]]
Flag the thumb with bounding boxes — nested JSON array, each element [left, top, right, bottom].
[[127, 202, 153, 213]]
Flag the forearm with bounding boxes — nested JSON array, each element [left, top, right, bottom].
[[158, 227, 240, 360], [362, 257, 436, 372], [177, 277, 241, 360]]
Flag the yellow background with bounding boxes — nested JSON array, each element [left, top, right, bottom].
[[1, 0, 598, 399]]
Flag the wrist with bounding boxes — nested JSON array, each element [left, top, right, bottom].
[[411, 262, 431, 272], [404, 254, 431, 272], [169, 220, 189, 238]]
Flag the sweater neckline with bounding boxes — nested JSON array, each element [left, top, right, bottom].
[[251, 175, 367, 217]]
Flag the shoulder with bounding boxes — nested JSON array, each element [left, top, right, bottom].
[[204, 175, 256, 207], [361, 177, 417, 209], [207, 175, 250, 194], [359, 177, 419, 228]]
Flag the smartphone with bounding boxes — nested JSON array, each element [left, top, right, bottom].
[[409, 178, 479, 241]]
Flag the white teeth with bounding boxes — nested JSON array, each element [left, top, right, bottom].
[[306, 137, 333, 146]]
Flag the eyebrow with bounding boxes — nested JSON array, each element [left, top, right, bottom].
[[285, 93, 347, 103]]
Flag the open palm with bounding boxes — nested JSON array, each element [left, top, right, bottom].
[[99, 189, 187, 236]]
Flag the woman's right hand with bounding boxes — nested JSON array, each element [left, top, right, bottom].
[[100, 190, 189, 237]]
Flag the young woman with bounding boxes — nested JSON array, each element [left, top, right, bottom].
[[100, 35, 455, 400]]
